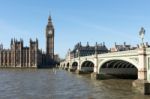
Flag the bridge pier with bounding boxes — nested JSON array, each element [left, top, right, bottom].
[[68, 68, 76, 72], [63, 66, 69, 70], [76, 70, 84, 74], [91, 72, 102, 80], [132, 47, 150, 95], [133, 80, 150, 95], [76, 70, 92, 74], [91, 72, 117, 80], [68, 65, 77, 72]]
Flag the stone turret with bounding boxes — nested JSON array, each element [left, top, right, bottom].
[[0, 43, 3, 50]]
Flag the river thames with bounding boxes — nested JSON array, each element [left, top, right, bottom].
[[0, 69, 149, 99]]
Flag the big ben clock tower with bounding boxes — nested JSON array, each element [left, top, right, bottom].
[[46, 16, 54, 59]]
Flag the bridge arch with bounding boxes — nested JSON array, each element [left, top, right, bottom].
[[98, 58, 138, 79], [81, 60, 94, 72], [66, 63, 70, 68], [72, 61, 78, 70]]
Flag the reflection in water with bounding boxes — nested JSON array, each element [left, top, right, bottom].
[[0, 69, 149, 99]]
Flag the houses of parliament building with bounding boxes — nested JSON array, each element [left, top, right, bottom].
[[0, 16, 57, 68]]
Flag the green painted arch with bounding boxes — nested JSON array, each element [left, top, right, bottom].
[[80, 59, 95, 67], [81, 60, 95, 67], [98, 58, 139, 74], [71, 61, 78, 66]]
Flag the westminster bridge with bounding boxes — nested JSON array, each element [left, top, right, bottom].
[[60, 45, 150, 95]]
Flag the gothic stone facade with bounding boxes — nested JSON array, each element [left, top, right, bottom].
[[0, 39, 42, 67], [0, 16, 55, 68], [68, 42, 108, 59]]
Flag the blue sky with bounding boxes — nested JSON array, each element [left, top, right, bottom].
[[0, 0, 150, 58]]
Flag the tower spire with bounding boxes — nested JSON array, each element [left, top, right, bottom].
[[47, 15, 53, 28], [48, 15, 52, 23], [46, 15, 54, 59]]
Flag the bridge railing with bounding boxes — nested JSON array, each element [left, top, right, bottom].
[[98, 49, 138, 58], [146, 48, 150, 55], [72, 49, 139, 59], [64, 48, 150, 63]]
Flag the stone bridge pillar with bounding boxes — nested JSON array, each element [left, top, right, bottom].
[[77, 56, 81, 69], [138, 47, 147, 80], [94, 56, 98, 73], [133, 46, 150, 95], [91, 46, 101, 79], [91, 55, 100, 79], [76, 56, 82, 73]]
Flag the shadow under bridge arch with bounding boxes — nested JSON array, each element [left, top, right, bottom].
[[66, 63, 70, 68], [72, 62, 78, 70], [81, 61, 94, 73], [99, 60, 138, 79]]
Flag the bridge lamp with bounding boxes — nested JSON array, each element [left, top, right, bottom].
[[76, 49, 79, 57], [139, 27, 145, 45]]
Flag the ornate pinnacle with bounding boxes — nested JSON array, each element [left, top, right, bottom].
[[139, 27, 145, 44]]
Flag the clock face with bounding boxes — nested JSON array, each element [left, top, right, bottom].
[[48, 30, 53, 35]]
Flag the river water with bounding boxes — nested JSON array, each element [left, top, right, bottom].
[[0, 69, 149, 99]]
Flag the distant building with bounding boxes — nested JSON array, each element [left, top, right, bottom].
[[0, 16, 57, 68], [110, 42, 136, 52], [54, 54, 61, 63], [0, 43, 3, 50], [69, 42, 108, 59]]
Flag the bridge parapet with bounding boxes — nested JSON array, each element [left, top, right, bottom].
[[71, 49, 141, 61], [146, 48, 150, 55], [79, 54, 94, 58], [98, 50, 138, 58]]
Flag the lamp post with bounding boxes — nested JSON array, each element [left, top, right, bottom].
[[139, 27, 145, 47], [76, 49, 80, 70], [76, 49, 80, 58], [94, 42, 98, 73], [95, 42, 98, 57], [76, 49, 78, 58]]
